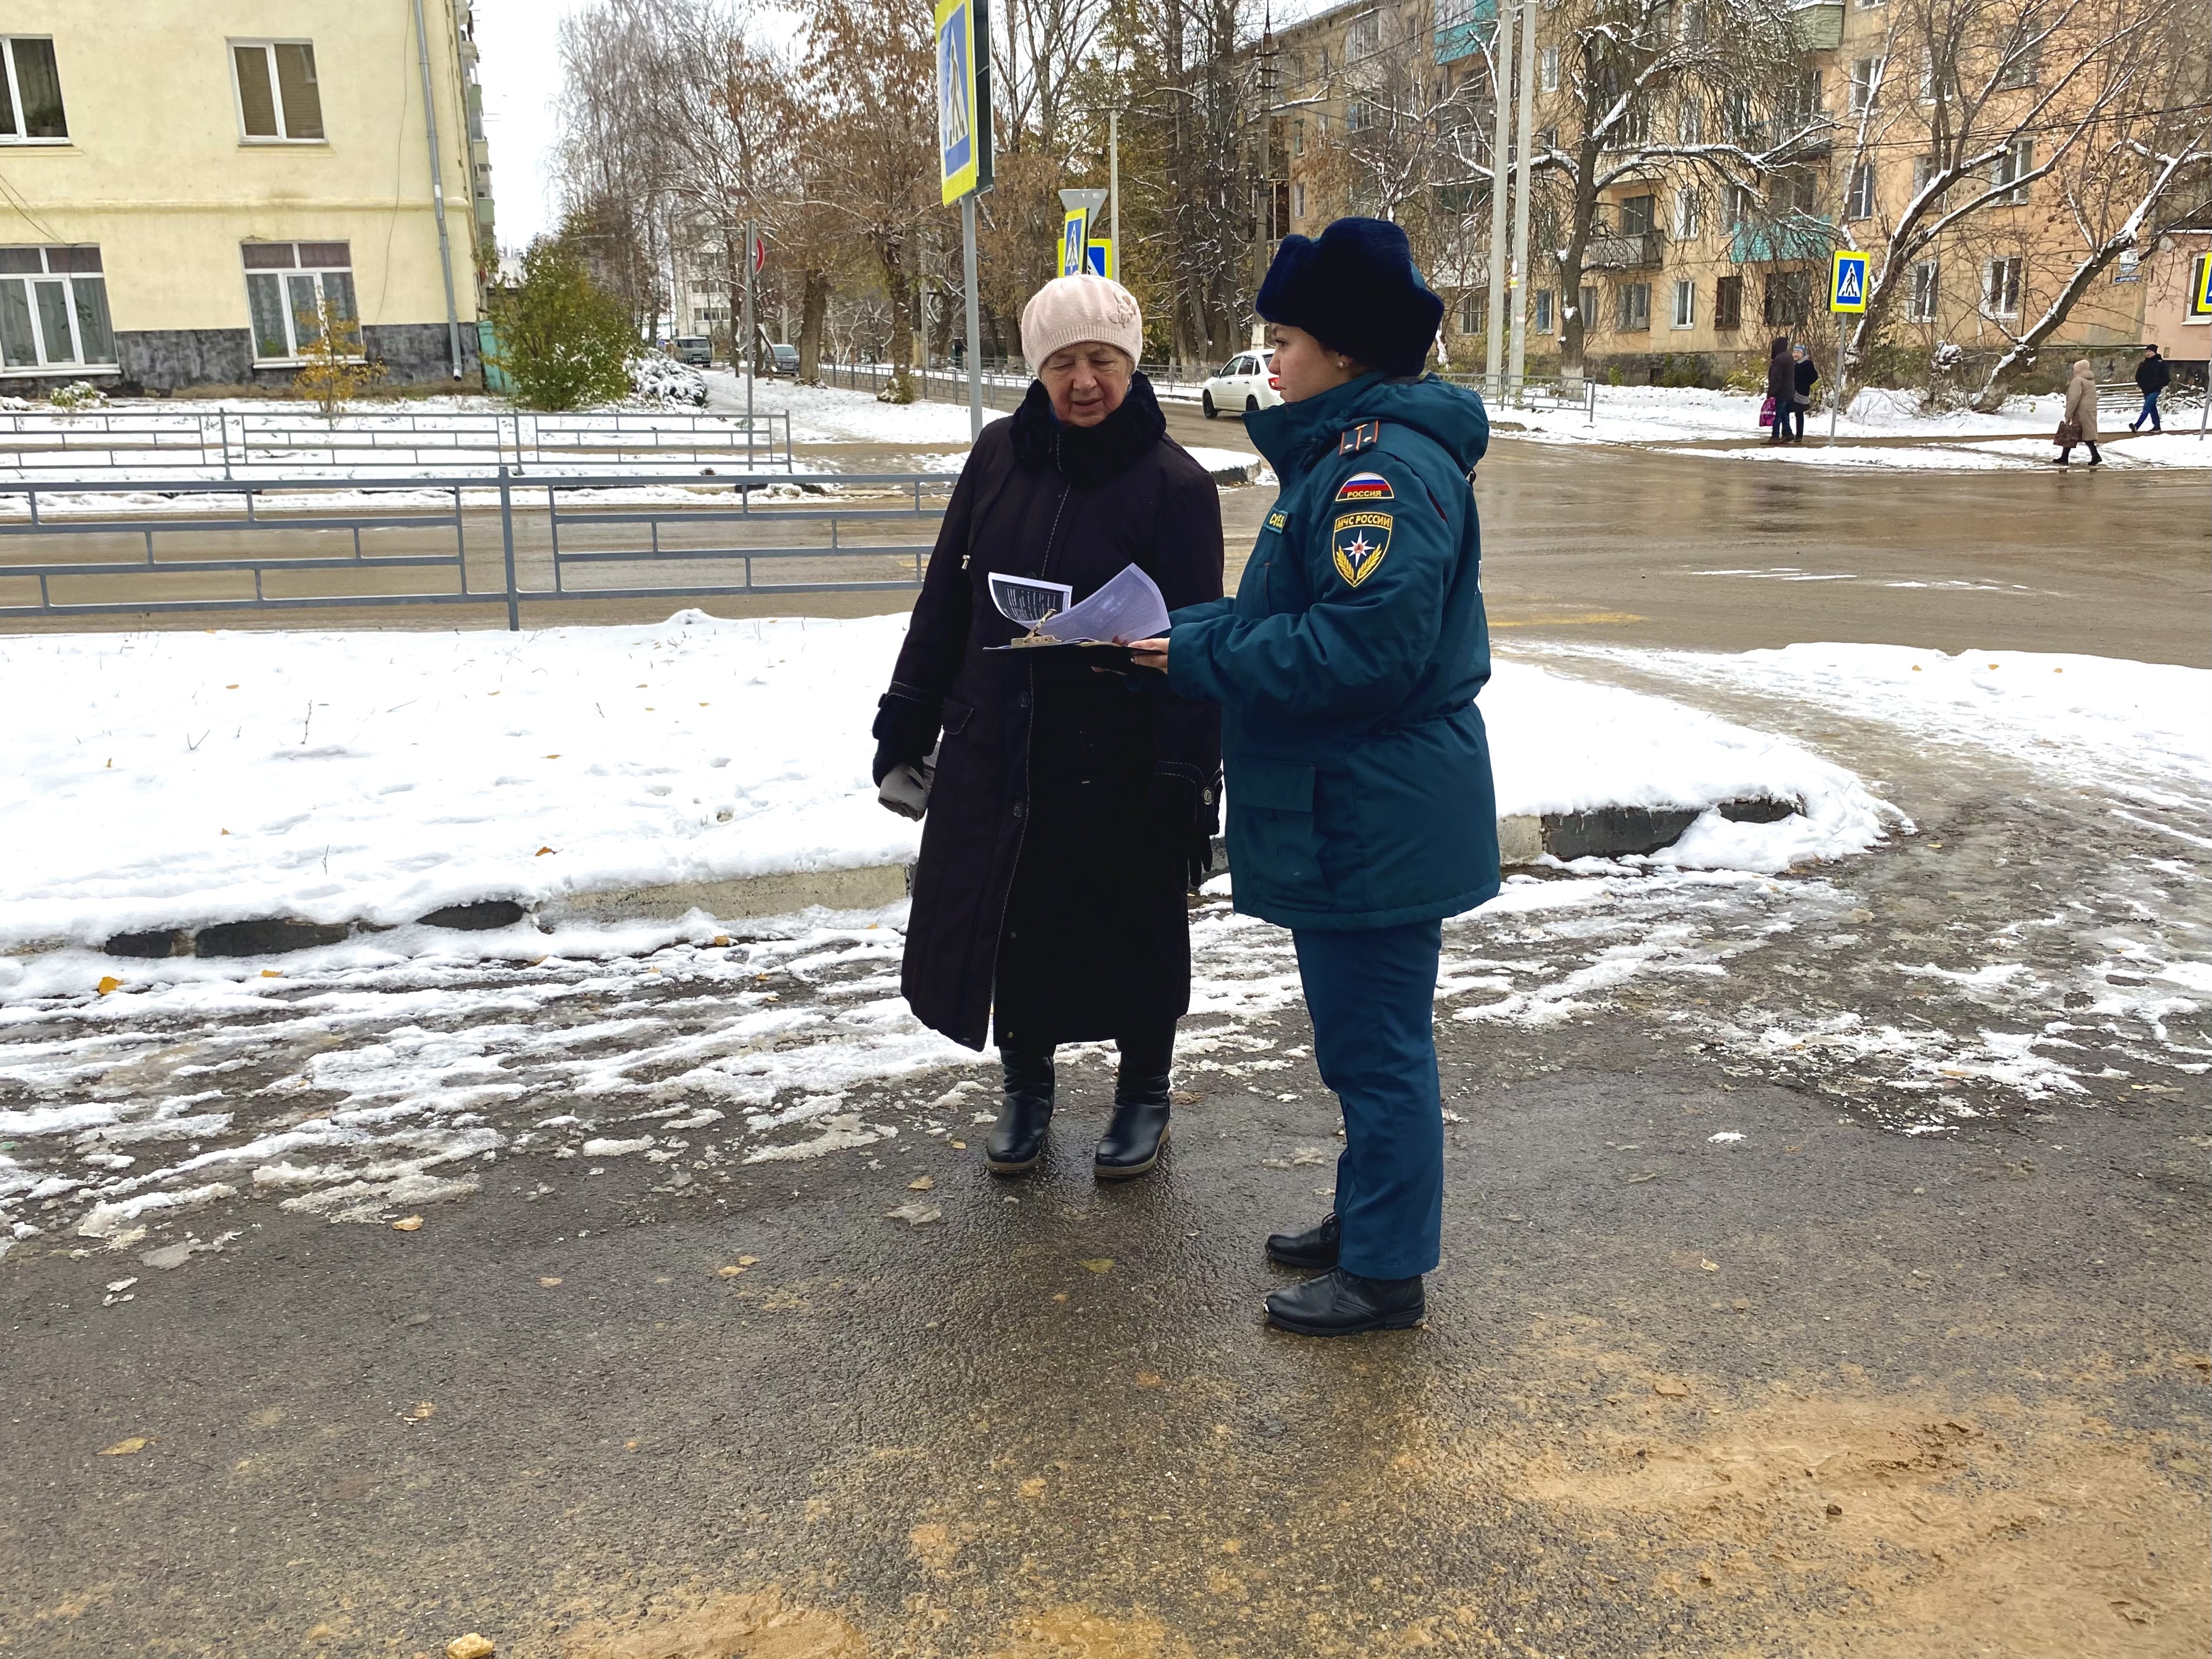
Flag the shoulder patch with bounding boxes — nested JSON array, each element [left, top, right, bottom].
[[1331, 511, 1393, 587], [1337, 420, 1380, 456], [1334, 470, 1393, 504], [1265, 509, 1288, 531]]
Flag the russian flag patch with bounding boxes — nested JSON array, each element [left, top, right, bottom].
[[1334, 471, 1393, 503]]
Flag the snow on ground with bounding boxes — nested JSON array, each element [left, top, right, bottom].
[[706, 373, 978, 446], [1505, 382, 2067, 447], [0, 618, 1895, 957], [1518, 643, 2212, 814]]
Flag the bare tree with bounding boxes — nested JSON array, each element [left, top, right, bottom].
[[799, 0, 943, 400], [1521, 0, 1832, 382], [1832, 0, 2195, 403]]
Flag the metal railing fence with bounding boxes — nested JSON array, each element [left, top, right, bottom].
[[0, 408, 795, 477], [0, 468, 953, 630]]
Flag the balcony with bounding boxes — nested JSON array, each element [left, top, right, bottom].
[[1585, 229, 1665, 270], [1791, 0, 1845, 49], [1731, 215, 1833, 265]]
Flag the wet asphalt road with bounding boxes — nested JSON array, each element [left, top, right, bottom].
[[2, 429, 2208, 1656]]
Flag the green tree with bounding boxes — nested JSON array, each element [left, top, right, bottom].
[[490, 236, 638, 410]]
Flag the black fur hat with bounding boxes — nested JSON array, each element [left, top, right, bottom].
[[1256, 217, 1444, 377]]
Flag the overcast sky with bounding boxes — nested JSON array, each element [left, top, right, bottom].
[[471, 0, 1351, 254]]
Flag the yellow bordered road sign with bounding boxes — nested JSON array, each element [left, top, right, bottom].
[[1829, 250, 1869, 313], [2192, 250, 2212, 316], [935, 0, 992, 205]]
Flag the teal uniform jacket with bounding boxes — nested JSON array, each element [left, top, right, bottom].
[[1166, 373, 1499, 930]]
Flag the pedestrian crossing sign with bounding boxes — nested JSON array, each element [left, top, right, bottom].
[[1829, 250, 1869, 313], [1062, 210, 1089, 277], [934, 0, 993, 205]]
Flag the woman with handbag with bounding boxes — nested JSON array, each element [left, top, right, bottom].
[[2053, 360, 2101, 466], [870, 275, 1224, 1180], [1763, 336, 1793, 444]]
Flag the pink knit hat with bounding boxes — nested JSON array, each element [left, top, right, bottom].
[[1020, 275, 1143, 370]]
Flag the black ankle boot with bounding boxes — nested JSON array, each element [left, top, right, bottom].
[[1265, 1212, 1340, 1270], [986, 1045, 1054, 1176], [1264, 1267, 1425, 1337], [1094, 1063, 1170, 1180]]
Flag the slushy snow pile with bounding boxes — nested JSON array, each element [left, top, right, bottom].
[[0, 614, 1901, 955]]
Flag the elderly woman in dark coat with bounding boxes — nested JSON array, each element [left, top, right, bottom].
[[870, 275, 1224, 1180]]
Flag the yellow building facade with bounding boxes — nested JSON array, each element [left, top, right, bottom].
[[0, 1, 491, 394]]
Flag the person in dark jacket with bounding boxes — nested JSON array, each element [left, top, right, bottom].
[[871, 274, 1224, 1182], [1128, 218, 1498, 1337], [2131, 344, 2170, 433], [1764, 336, 1793, 444], [1788, 342, 1819, 441]]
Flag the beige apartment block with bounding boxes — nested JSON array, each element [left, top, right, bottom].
[[0, 2, 492, 394], [1270, 0, 2202, 382]]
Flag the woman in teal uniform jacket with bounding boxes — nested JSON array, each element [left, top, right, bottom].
[[1129, 218, 1498, 1336]]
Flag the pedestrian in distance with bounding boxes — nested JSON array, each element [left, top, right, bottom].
[[1125, 218, 1499, 1338], [2131, 344, 2169, 434], [1789, 342, 1819, 443], [871, 274, 1224, 1181], [2054, 357, 2102, 466], [1763, 336, 1793, 444]]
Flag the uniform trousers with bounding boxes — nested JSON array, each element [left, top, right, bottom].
[[1292, 918, 1445, 1280]]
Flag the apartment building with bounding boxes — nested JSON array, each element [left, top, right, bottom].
[[1271, 0, 2204, 379], [0, 3, 493, 395]]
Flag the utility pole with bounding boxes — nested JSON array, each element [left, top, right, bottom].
[[1109, 108, 1120, 282], [1506, 0, 1538, 395], [1482, 2, 1515, 399]]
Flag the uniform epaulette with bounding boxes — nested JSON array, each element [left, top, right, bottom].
[[1337, 420, 1380, 456]]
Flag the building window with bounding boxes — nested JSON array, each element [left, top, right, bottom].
[[1671, 279, 1696, 328], [1460, 291, 1481, 334], [1617, 282, 1651, 331], [1620, 195, 1655, 236], [1539, 44, 1560, 93], [1724, 89, 1755, 140], [232, 40, 325, 142], [0, 245, 114, 372], [1292, 120, 1305, 157], [1848, 56, 1883, 115], [1763, 269, 1810, 326], [1995, 40, 2039, 91], [1534, 289, 1554, 333], [1993, 139, 2032, 205], [1535, 126, 1557, 155], [1982, 256, 2022, 318], [1293, 181, 1306, 219], [0, 37, 67, 142], [1675, 187, 1702, 239], [1714, 275, 1743, 331], [1345, 99, 1363, 133], [1676, 99, 1704, 145], [1846, 162, 1876, 220], [1579, 283, 1599, 333], [242, 241, 356, 361], [1908, 259, 1940, 321], [1728, 184, 1756, 229]]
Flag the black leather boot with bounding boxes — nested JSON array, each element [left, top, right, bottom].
[[1264, 1267, 1425, 1336], [1095, 1033, 1172, 1180], [986, 1045, 1054, 1176], [1265, 1212, 1341, 1270]]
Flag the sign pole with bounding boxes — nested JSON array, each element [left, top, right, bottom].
[[1830, 323, 1845, 444], [1109, 109, 1120, 283], [962, 194, 984, 440]]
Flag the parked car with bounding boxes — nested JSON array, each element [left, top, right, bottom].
[[768, 342, 799, 376], [1200, 348, 1279, 419], [672, 336, 713, 366]]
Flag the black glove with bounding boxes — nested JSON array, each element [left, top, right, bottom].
[[871, 691, 941, 786]]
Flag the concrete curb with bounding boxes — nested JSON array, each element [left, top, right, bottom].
[[70, 798, 1796, 962]]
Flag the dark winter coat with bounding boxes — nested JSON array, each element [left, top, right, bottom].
[[1765, 338, 1795, 403], [2136, 353, 2171, 394], [1792, 355, 1819, 400], [875, 374, 1224, 1051], [1167, 372, 1499, 930]]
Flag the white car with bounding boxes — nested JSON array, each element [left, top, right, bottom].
[[1200, 348, 1280, 419]]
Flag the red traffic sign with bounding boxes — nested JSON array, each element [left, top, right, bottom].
[[751, 238, 767, 274]]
